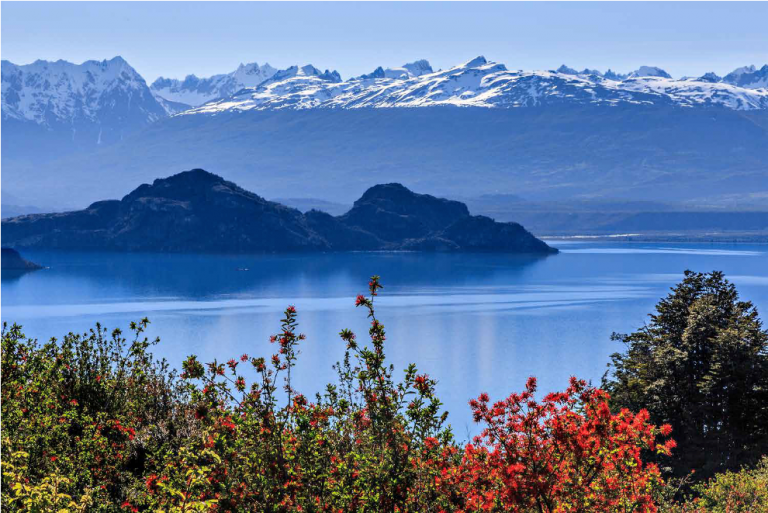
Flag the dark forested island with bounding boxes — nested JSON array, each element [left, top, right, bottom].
[[1, 169, 556, 254]]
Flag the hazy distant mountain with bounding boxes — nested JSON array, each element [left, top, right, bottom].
[[150, 62, 278, 108], [273, 198, 351, 216], [2, 204, 46, 219], [2, 56, 768, 209], [359, 59, 434, 79], [722, 65, 768, 89], [1, 169, 555, 254]]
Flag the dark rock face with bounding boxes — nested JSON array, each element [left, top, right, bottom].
[[1, 248, 42, 271], [340, 183, 470, 242], [1, 169, 557, 255]]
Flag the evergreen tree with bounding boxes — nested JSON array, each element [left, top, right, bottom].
[[604, 270, 768, 480]]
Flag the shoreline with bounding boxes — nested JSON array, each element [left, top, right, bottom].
[[541, 233, 768, 244]]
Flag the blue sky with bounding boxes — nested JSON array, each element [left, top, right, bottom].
[[3, 2, 767, 82]]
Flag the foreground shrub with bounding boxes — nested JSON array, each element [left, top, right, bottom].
[[154, 276, 454, 511], [604, 270, 768, 481], [667, 456, 768, 512], [3, 276, 676, 511], [446, 377, 674, 512], [1, 320, 190, 509]]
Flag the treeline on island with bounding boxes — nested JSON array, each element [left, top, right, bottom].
[[2, 271, 768, 511]]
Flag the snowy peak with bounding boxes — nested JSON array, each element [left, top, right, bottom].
[[726, 65, 757, 78], [263, 64, 341, 85], [603, 69, 628, 81], [6, 55, 768, 135], [723, 64, 768, 89], [235, 61, 278, 80], [463, 56, 489, 68], [628, 66, 672, 79], [556, 65, 603, 77], [390, 59, 434, 78], [150, 61, 279, 107], [360, 59, 434, 80], [402, 59, 433, 77], [556, 65, 580, 75], [183, 56, 768, 115], [697, 72, 722, 83], [2, 56, 164, 126]]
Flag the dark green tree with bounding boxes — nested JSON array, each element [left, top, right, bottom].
[[604, 270, 768, 480]]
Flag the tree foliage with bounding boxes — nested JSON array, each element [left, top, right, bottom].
[[604, 270, 768, 480]]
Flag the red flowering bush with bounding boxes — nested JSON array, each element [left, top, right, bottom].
[[2, 275, 691, 512], [438, 377, 675, 512]]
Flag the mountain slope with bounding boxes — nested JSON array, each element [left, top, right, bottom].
[[8, 104, 767, 209], [0, 169, 556, 254], [723, 65, 768, 89], [1, 57, 166, 155]]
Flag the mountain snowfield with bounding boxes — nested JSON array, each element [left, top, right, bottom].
[[1, 56, 165, 129], [3, 55, 768, 129], [185, 56, 768, 114]]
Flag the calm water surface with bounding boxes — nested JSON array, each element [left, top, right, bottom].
[[3, 242, 767, 437]]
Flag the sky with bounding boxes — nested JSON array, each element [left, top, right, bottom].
[[2, 2, 768, 82]]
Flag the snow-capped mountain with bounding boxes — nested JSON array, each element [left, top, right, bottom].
[[3, 54, 768, 210], [150, 62, 278, 108], [1, 57, 165, 132], [0, 51, 768, 179], [627, 66, 672, 79], [5, 56, 767, 136], [185, 56, 768, 115], [722, 65, 768, 89], [360, 59, 434, 80]]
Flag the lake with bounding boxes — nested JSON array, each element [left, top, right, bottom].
[[3, 241, 767, 438]]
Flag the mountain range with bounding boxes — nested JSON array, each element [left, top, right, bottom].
[[0, 169, 556, 254], [2, 56, 768, 209]]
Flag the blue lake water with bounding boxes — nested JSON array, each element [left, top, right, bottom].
[[3, 242, 767, 438]]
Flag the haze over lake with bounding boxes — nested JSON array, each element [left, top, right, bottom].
[[3, 241, 767, 436]]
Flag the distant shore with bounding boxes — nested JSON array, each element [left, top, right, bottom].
[[543, 232, 768, 243]]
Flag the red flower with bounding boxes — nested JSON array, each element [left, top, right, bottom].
[[121, 501, 138, 513]]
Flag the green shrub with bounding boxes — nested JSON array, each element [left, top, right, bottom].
[[665, 457, 768, 512], [1, 320, 190, 509]]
